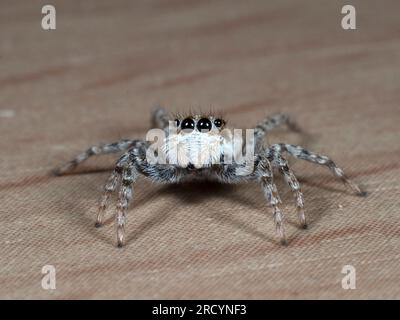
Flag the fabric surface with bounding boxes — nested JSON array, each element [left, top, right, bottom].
[[1, 0, 399, 299]]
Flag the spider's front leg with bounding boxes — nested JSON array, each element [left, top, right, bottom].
[[256, 157, 288, 245], [113, 158, 183, 246], [95, 153, 130, 228], [115, 162, 138, 247], [266, 150, 307, 229], [269, 144, 366, 196], [215, 160, 287, 244], [98, 142, 183, 247], [53, 139, 138, 176], [95, 148, 140, 247]]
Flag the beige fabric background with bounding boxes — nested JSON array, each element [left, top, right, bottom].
[[1, 0, 399, 299]]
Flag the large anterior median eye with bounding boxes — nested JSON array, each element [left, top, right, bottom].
[[181, 118, 195, 132], [197, 118, 212, 132]]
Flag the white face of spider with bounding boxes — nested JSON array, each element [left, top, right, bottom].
[[162, 115, 231, 168]]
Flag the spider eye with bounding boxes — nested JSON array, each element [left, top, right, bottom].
[[181, 118, 195, 132], [197, 118, 212, 132], [175, 119, 180, 127], [214, 119, 223, 128]]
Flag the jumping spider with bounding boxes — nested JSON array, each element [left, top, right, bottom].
[[54, 107, 365, 247]]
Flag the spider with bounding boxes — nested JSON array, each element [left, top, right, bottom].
[[54, 107, 365, 247]]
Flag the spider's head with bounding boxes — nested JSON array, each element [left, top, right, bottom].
[[162, 115, 229, 169]]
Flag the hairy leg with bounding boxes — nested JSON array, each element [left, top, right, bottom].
[[95, 153, 130, 227], [213, 159, 286, 244], [268, 144, 365, 196], [54, 139, 138, 175], [267, 152, 307, 228], [151, 107, 170, 130], [256, 157, 287, 244], [255, 113, 300, 147], [115, 162, 138, 247], [106, 143, 182, 247]]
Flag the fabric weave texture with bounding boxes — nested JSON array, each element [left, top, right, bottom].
[[1, 0, 399, 299]]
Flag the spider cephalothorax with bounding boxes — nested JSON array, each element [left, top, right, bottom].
[[163, 115, 230, 169], [55, 107, 365, 247]]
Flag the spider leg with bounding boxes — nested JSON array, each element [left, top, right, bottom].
[[53, 139, 138, 176], [115, 162, 138, 247], [255, 113, 300, 147], [151, 106, 170, 130], [267, 152, 307, 228], [106, 143, 182, 247], [95, 153, 130, 228], [213, 159, 287, 244], [268, 144, 365, 196], [256, 157, 287, 245]]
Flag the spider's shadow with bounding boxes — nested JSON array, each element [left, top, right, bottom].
[[60, 172, 336, 247], [124, 177, 333, 246], [60, 171, 340, 247], [59, 173, 278, 246], [126, 179, 280, 246]]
